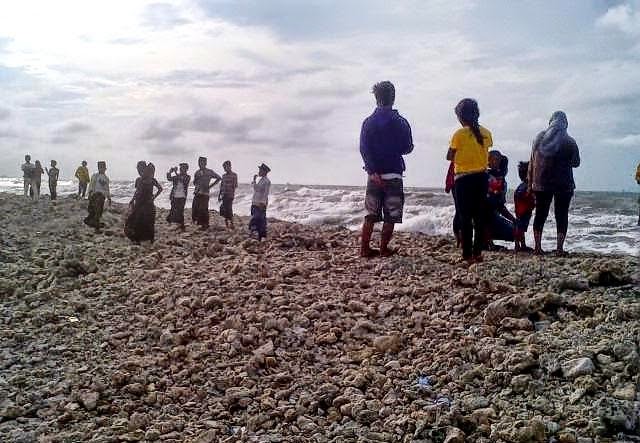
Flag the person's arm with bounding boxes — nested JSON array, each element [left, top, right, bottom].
[[399, 117, 414, 155], [75, 168, 80, 179], [498, 205, 516, 223], [106, 177, 112, 204], [153, 179, 163, 200], [166, 170, 174, 181], [569, 140, 580, 168], [45, 167, 50, 176], [359, 119, 374, 174], [208, 171, 222, 189]]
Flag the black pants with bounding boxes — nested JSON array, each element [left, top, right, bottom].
[[454, 172, 488, 258], [533, 191, 573, 234], [79, 182, 88, 198], [249, 205, 267, 239], [49, 182, 57, 200], [451, 187, 461, 236]]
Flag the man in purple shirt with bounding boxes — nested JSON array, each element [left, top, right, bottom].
[[359, 81, 414, 258]]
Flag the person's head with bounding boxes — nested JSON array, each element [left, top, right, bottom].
[[455, 98, 483, 146], [136, 160, 147, 177], [97, 161, 106, 173], [223, 160, 231, 173], [50, 160, 57, 167], [258, 163, 271, 177], [372, 81, 395, 107], [81, 160, 87, 167], [548, 110, 568, 130], [35, 160, 42, 168], [488, 150, 502, 170], [198, 156, 207, 169], [143, 162, 155, 178], [25, 154, 31, 162], [518, 161, 529, 182], [179, 163, 188, 174]]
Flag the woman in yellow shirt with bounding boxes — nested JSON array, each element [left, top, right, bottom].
[[446, 98, 492, 262]]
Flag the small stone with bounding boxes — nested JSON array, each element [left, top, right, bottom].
[[296, 415, 318, 433], [613, 383, 636, 401], [562, 358, 595, 379], [443, 426, 465, 443], [373, 334, 402, 354], [511, 374, 531, 394], [128, 412, 149, 432], [80, 391, 99, 411]]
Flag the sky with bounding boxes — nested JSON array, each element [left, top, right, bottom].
[[0, 0, 639, 190]]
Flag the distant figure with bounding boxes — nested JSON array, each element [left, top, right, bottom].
[[75, 160, 90, 199], [486, 150, 515, 249], [84, 161, 111, 233], [359, 81, 414, 258], [32, 160, 44, 200], [249, 163, 271, 240], [447, 98, 492, 263], [528, 111, 580, 255], [166, 163, 190, 231], [219, 160, 238, 229], [21, 155, 34, 199], [514, 161, 535, 252], [125, 163, 163, 243], [45, 160, 60, 201], [191, 156, 221, 230], [636, 162, 640, 226]]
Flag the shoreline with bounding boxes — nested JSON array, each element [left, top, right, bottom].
[[1, 193, 639, 442]]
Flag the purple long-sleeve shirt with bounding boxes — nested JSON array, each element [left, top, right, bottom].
[[359, 107, 413, 175]]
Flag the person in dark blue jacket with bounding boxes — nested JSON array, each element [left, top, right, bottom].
[[359, 81, 414, 257]]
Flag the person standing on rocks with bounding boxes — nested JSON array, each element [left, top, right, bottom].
[[32, 160, 45, 200], [45, 160, 60, 201], [21, 155, 35, 199], [249, 163, 271, 240], [191, 156, 221, 230], [125, 163, 163, 243], [527, 111, 580, 255], [75, 160, 90, 199], [359, 80, 414, 258], [219, 160, 238, 229], [84, 161, 111, 233], [446, 98, 492, 264], [166, 163, 191, 231]]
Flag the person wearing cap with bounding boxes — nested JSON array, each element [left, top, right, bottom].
[[84, 161, 111, 232], [191, 156, 221, 230], [45, 160, 60, 201], [359, 80, 414, 258], [166, 163, 191, 230], [219, 160, 238, 229], [249, 163, 271, 240], [75, 160, 90, 199]]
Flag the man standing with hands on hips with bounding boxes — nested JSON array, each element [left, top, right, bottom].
[[359, 81, 414, 257]]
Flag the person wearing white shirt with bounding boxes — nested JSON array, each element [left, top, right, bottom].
[[249, 163, 271, 240], [84, 161, 111, 233]]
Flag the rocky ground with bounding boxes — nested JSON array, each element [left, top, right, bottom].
[[0, 193, 638, 443]]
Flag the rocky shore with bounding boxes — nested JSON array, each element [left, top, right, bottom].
[[0, 193, 638, 443]]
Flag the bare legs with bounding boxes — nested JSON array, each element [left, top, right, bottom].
[[361, 220, 396, 258]]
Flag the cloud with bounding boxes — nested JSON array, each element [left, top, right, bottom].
[[142, 2, 190, 30], [604, 133, 640, 147], [597, 3, 640, 36], [21, 89, 87, 109], [50, 121, 94, 144], [0, 108, 10, 120]]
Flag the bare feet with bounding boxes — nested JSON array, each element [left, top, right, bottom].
[[380, 247, 397, 257], [533, 248, 544, 255]]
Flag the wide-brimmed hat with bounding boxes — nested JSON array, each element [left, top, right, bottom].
[[258, 163, 271, 173]]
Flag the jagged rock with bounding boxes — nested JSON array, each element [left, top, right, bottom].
[[561, 358, 595, 379]]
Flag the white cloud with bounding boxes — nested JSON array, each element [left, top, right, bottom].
[[596, 2, 640, 36]]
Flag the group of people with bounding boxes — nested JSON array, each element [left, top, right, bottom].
[[21, 156, 59, 201], [57, 157, 272, 244], [359, 81, 581, 263]]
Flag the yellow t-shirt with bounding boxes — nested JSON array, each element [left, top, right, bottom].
[[450, 125, 493, 174]]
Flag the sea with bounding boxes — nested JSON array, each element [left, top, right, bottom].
[[1, 177, 638, 256]]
